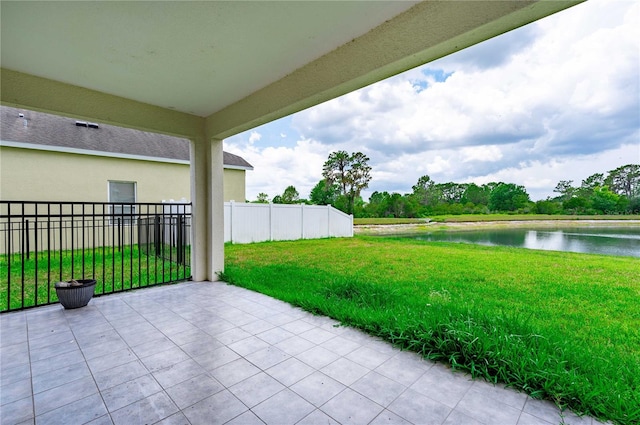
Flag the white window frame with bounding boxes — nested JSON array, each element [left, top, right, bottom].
[[108, 180, 137, 225]]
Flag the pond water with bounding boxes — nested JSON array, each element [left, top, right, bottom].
[[406, 226, 640, 257]]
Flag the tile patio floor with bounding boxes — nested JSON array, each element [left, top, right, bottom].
[[1, 281, 601, 425]]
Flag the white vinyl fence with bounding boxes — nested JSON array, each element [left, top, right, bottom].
[[224, 202, 353, 244]]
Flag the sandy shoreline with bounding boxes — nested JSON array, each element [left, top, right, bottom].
[[354, 219, 640, 235]]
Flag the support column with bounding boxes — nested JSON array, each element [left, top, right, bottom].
[[190, 134, 225, 281]]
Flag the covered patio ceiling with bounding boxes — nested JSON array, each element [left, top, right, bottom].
[[1, 1, 581, 139], [1, 1, 582, 281]]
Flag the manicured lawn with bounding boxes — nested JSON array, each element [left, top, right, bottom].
[[0, 245, 190, 311], [222, 236, 640, 425], [426, 214, 640, 222], [354, 217, 429, 225], [354, 214, 640, 226]]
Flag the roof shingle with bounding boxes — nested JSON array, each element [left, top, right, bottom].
[[0, 106, 253, 169]]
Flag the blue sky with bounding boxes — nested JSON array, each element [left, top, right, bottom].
[[225, 0, 639, 202]]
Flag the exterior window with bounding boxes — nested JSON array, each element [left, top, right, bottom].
[[108, 181, 136, 224]]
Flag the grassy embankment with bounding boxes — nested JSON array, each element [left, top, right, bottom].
[[0, 245, 190, 311], [427, 214, 640, 223], [222, 236, 640, 425], [354, 214, 640, 226]]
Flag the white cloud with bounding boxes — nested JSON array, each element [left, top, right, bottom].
[[229, 0, 639, 202], [248, 131, 262, 145], [224, 138, 327, 201], [461, 146, 503, 163]]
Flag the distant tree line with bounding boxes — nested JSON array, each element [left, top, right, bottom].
[[252, 154, 640, 218]]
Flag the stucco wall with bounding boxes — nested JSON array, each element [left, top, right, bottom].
[[0, 146, 246, 202], [223, 168, 246, 202]]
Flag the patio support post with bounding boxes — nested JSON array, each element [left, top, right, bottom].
[[210, 137, 225, 278], [190, 134, 225, 281]]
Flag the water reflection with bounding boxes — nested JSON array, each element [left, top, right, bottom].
[[411, 227, 640, 257]]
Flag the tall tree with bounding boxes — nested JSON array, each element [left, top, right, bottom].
[[309, 179, 339, 205], [411, 175, 441, 208], [387, 192, 406, 217], [591, 186, 620, 214], [553, 180, 575, 201], [280, 185, 300, 204], [462, 183, 490, 206], [322, 151, 372, 214], [412, 175, 434, 197], [365, 191, 391, 217], [489, 183, 530, 211], [580, 173, 605, 194], [438, 182, 467, 204], [322, 151, 350, 195], [606, 164, 640, 198]]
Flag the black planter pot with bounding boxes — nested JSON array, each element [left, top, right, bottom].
[[54, 279, 97, 309]]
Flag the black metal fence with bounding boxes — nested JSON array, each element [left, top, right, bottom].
[[0, 201, 191, 312]]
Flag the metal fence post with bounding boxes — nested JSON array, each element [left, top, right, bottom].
[[25, 218, 30, 260], [177, 214, 184, 265], [0, 201, 193, 312], [154, 214, 161, 257]]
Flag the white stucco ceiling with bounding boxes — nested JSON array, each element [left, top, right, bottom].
[[1, 1, 418, 117], [1, 1, 583, 139]]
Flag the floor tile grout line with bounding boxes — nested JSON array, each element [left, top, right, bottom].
[[21, 309, 37, 424], [71, 302, 119, 425], [185, 296, 345, 425], [97, 296, 182, 424], [98, 296, 189, 421], [166, 284, 304, 422], [28, 307, 71, 421], [28, 307, 89, 420], [440, 371, 481, 425]]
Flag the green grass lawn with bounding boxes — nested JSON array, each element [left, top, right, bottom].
[[425, 214, 640, 223], [221, 236, 640, 425], [354, 217, 429, 225], [353, 214, 640, 226], [0, 245, 190, 311]]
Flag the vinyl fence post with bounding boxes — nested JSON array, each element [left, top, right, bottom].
[[269, 202, 274, 241], [301, 204, 305, 240], [350, 214, 354, 237]]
